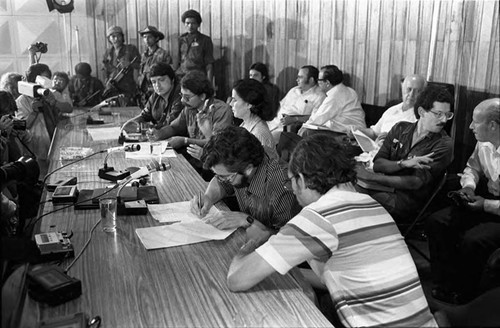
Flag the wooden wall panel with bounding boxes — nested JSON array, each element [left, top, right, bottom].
[[1, 0, 499, 169]]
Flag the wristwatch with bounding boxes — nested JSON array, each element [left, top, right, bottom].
[[245, 216, 254, 228], [397, 159, 405, 168]]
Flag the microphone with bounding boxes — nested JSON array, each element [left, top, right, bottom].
[[107, 144, 141, 153], [98, 144, 142, 181], [115, 159, 170, 215], [128, 159, 170, 180]]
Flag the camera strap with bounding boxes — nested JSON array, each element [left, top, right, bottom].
[[16, 135, 37, 159]]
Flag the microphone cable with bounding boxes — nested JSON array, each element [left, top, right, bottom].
[[63, 173, 139, 274], [64, 217, 101, 274], [25, 183, 119, 234], [42, 149, 107, 188]]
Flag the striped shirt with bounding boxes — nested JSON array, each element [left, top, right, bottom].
[[256, 184, 437, 327], [220, 156, 299, 229]]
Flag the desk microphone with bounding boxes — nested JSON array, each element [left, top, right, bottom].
[[107, 144, 141, 153], [128, 159, 170, 180], [98, 144, 142, 181], [116, 159, 170, 215]]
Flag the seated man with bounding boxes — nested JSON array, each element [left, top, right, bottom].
[[151, 70, 232, 146], [226, 133, 437, 328], [51, 71, 73, 110], [355, 85, 454, 220], [190, 126, 300, 239], [298, 65, 365, 138], [122, 63, 183, 132], [68, 62, 105, 107], [356, 74, 426, 144], [268, 65, 326, 141], [427, 98, 500, 304]]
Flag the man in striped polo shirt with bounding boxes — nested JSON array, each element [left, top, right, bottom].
[[227, 134, 437, 328]]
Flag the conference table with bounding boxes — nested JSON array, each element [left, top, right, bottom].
[[17, 108, 332, 327]]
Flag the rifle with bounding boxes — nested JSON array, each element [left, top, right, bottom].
[[77, 89, 102, 107], [103, 56, 139, 99]]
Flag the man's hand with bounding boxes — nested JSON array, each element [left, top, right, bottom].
[[167, 136, 186, 149], [203, 211, 248, 230], [0, 115, 14, 135], [189, 193, 214, 218], [187, 144, 203, 160], [467, 195, 485, 212], [458, 187, 476, 199], [400, 152, 434, 169], [355, 163, 374, 180], [246, 219, 273, 247], [375, 132, 388, 145], [146, 128, 160, 141], [280, 115, 296, 126]]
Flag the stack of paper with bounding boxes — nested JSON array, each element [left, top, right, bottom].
[[135, 202, 235, 250]]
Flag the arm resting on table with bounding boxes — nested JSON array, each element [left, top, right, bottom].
[[227, 240, 276, 292]]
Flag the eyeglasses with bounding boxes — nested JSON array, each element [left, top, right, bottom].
[[283, 175, 297, 191], [317, 78, 327, 82], [429, 110, 454, 121], [215, 172, 239, 183], [179, 93, 196, 102]]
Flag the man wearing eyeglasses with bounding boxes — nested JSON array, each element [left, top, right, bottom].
[[121, 63, 183, 132], [150, 70, 232, 146], [426, 98, 500, 305], [355, 85, 454, 221], [190, 126, 299, 243], [297, 65, 366, 138], [226, 133, 437, 328]]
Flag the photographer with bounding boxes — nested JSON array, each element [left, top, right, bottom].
[[15, 64, 68, 163], [427, 98, 500, 304], [0, 91, 32, 165]]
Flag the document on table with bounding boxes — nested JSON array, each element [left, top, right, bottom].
[[125, 141, 177, 159], [87, 126, 122, 141], [147, 201, 219, 223], [136, 202, 234, 250]]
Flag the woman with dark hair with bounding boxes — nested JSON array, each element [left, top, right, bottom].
[[249, 62, 281, 119], [230, 79, 277, 158]]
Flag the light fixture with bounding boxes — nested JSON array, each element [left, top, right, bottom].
[[46, 0, 74, 14]]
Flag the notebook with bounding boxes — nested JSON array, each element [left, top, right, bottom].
[[351, 127, 379, 153]]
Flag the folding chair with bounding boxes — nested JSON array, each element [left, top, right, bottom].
[[402, 171, 448, 261]]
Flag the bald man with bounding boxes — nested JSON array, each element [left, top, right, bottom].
[[427, 98, 500, 304], [357, 74, 427, 144]]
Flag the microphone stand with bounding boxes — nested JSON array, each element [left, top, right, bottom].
[[98, 150, 132, 182], [115, 160, 170, 215]]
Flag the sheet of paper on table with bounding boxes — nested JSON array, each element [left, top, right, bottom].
[[125, 141, 177, 159], [147, 201, 219, 223], [136, 202, 234, 250], [86, 126, 122, 141]]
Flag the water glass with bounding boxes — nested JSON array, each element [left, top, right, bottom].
[[150, 142, 163, 164], [100, 198, 117, 232]]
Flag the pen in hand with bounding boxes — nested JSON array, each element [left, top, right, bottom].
[[197, 191, 204, 218]]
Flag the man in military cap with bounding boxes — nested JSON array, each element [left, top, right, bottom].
[[176, 9, 214, 82], [102, 25, 141, 105], [138, 25, 172, 103]]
